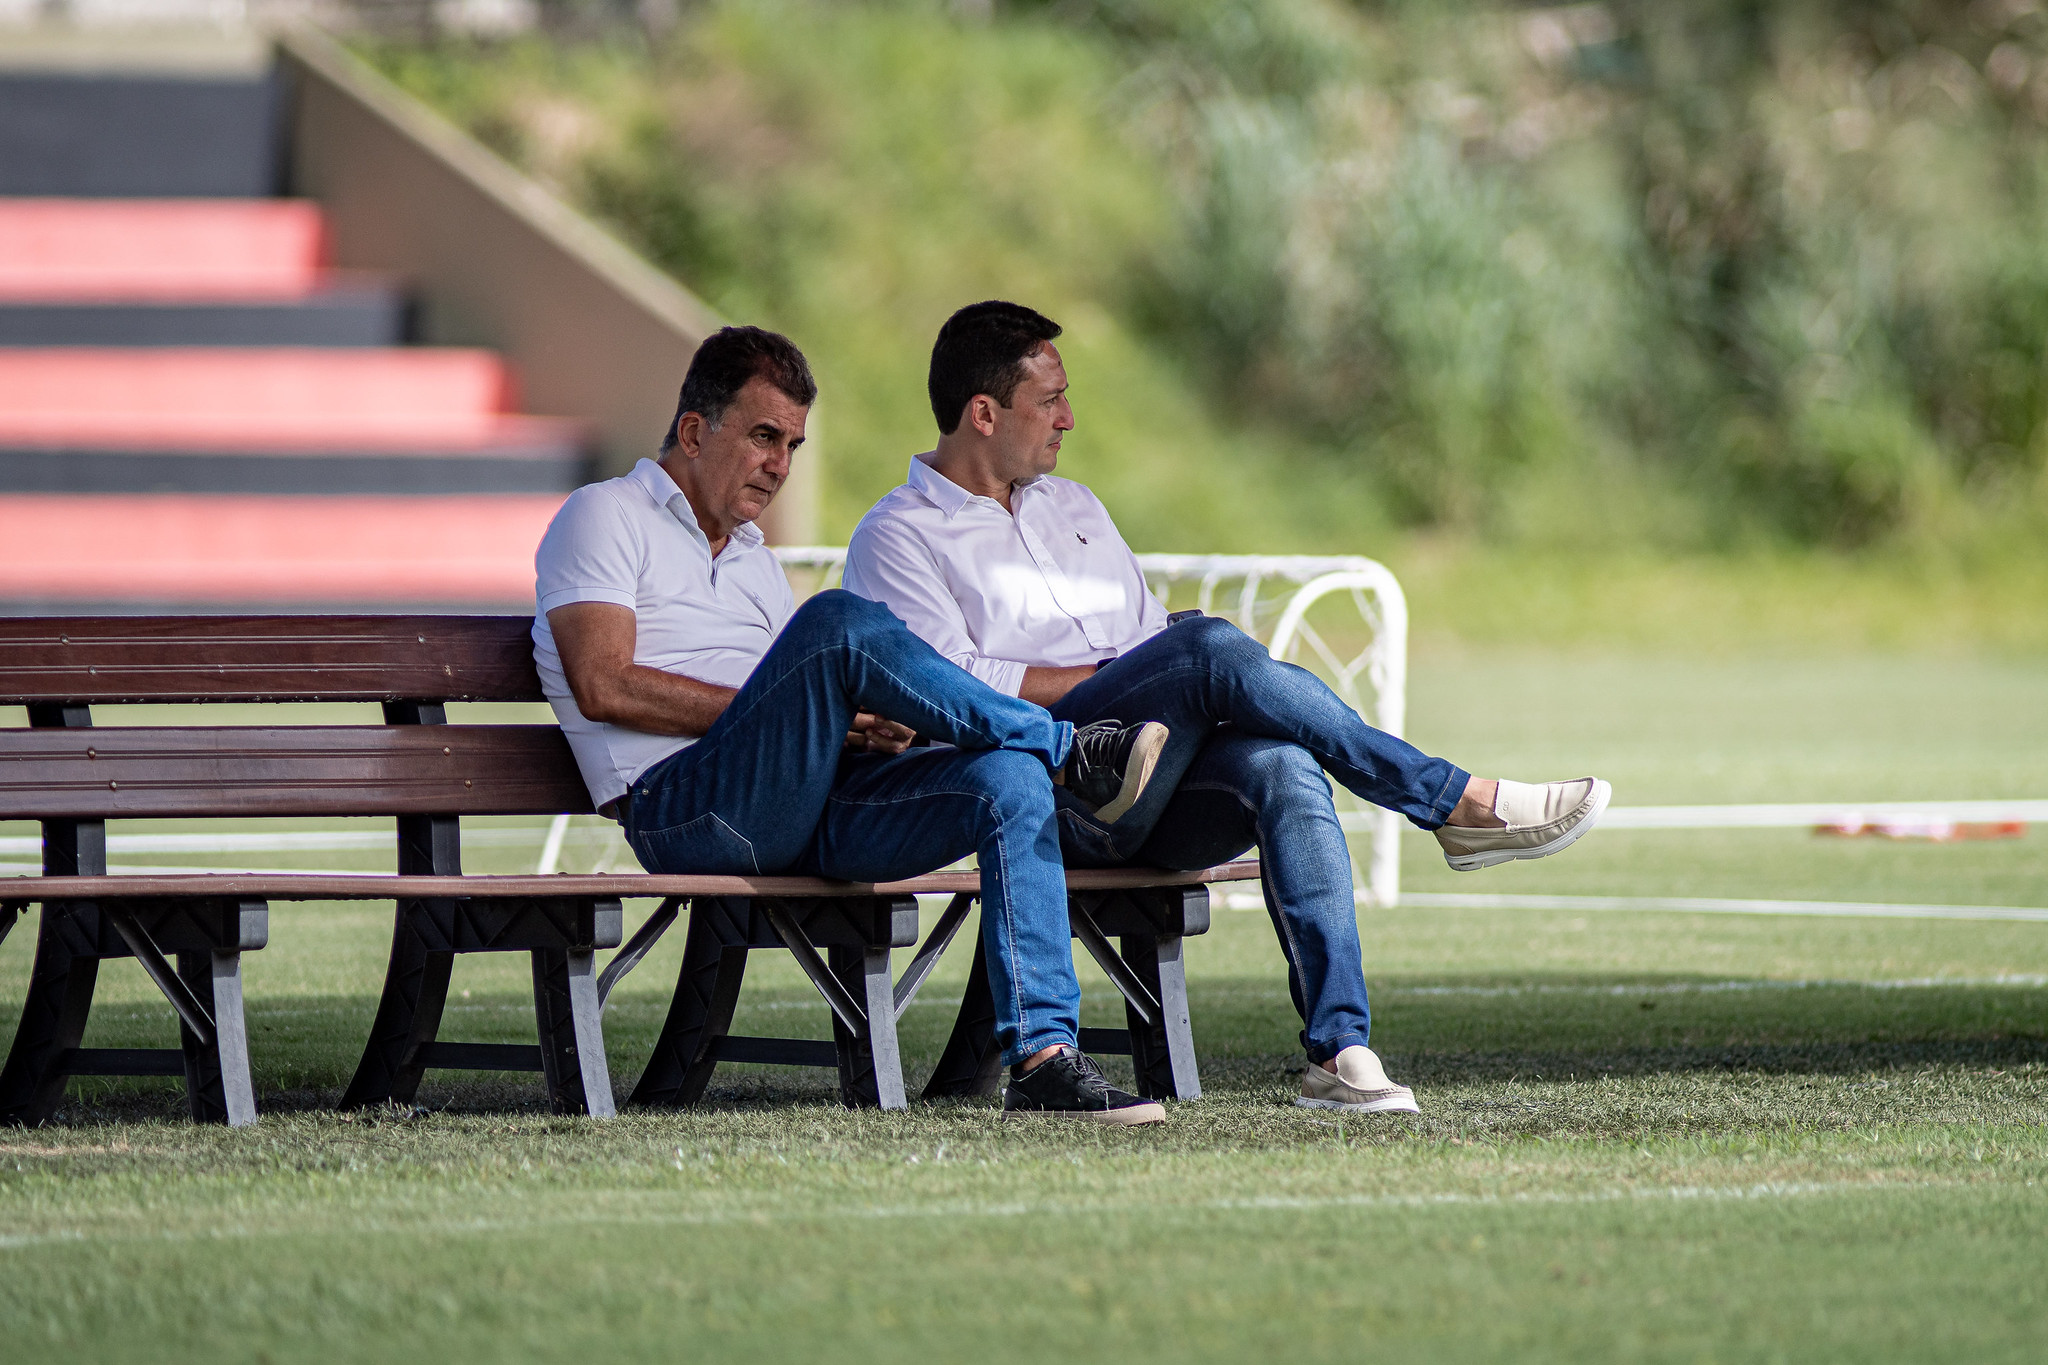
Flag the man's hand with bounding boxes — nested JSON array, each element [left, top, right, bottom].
[[845, 712, 917, 755], [547, 601, 737, 736]]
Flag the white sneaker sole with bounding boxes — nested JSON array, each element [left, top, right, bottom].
[[1090, 721, 1169, 825], [1443, 778, 1612, 872], [1001, 1101, 1168, 1126], [1295, 1093, 1420, 1115]]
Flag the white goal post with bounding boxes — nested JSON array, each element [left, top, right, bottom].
[[774, 549, 1411, 908]]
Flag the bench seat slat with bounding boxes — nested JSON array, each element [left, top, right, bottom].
[[0, 614, 541, 704], [0, 724, 591, 818], [1, 859, 1262, 902]]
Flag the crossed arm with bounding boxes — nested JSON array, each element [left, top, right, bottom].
[[546, 601, 914, 754]]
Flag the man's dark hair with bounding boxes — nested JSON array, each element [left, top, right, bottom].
[[927, 300, 1063, 435], [660, 325, 818, 451]]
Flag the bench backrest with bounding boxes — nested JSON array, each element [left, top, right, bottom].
[[0, 614, 542, 705], [0, 615, 593, 822]]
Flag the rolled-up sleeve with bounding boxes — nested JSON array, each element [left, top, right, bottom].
[[535, 485, 640, 614], [845, 516, 1029, 696]]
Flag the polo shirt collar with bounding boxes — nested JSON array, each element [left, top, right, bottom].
[[908, 452, 1042, 520], [629, 457, 765, 555]]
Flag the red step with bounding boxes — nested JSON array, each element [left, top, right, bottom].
[[0, 348, 571, 450], [0, 199, 330, 301], [0, 494, 565, 604]]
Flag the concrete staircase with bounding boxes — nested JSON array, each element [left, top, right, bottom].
[[0, 61, 586, 609]]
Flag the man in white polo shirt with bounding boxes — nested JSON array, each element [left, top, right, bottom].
[[844, 301, 1610, 1115], [533, 325, 1171, 1124]]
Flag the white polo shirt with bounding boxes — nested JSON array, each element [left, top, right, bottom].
[[843, 454, 1165, 695], [532, 457, 793, 807]]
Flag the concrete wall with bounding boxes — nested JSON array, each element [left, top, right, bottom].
[[274, 25, 819, 544]]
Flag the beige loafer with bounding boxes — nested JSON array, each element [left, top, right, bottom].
[[1294, 1046, 1419, 1114], [1434, 777, 1611, 871]]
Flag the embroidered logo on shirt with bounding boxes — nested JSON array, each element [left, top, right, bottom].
[[1076, 532, 1089, 544]]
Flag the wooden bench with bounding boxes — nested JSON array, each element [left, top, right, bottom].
[[0, 615, 1254, 1124]]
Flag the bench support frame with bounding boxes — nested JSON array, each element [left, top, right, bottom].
[[923, 885, 1208, 1103], [614, 883, 1207, 1111], [626, 894, 919, 1110], [334, 701, 620, 1118], [0, 704, 268, 1128]]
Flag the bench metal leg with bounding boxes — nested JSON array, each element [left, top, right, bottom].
[[341, 905, 454, 1108], [1, 797, 105, 1126], [1120, 933, 1200, 1101], [345, 802, 461, 1108], [178, 949, 257, 1127], [923, 940, 1004, 1099], [631, 897, 750, 1107], [829, 945, 905, 1110], [0, 916, 100, 1126], [531, 945, 615, 1118]]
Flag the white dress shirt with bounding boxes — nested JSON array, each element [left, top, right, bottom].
[[532, 457, 793, 807], [844, 454, 1166, 695]]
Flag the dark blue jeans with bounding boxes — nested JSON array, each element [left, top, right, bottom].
[[623, 590, 1081, 1065], [1050, 614, 1470, 1062]]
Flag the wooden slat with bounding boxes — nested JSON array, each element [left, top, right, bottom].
[[0, 860, 1263, 903], [0, 614, 541, 704], [0, 724, 590, 818]]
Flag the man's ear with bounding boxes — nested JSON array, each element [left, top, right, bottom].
[[966, 394, 1001, 437], [673, 410, 705, 459]]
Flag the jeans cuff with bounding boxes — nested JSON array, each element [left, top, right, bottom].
[[1412, 765, 1471, 831], [1304, 1030, 1371, 1065], [1004, 1028, 1076, 1069], [1049, 720, 1075, 770]]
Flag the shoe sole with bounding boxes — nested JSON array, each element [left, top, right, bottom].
[[1090, 721, 1169, 825], [1443, 778, 1612, 872], [1295, 1093, 1420, 1114], [1001, 1101, 1168, 1126]]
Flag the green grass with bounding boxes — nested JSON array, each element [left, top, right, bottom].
[[2, 648, 2045, 1361]]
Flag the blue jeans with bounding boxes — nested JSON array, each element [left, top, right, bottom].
[[1050, 614, 1470, 1062], [623, 590, 1081, 1065]]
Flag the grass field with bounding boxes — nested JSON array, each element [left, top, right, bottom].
[[1, 649, 2044, 1362]]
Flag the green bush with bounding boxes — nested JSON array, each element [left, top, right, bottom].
[[364, 0, 2048, 555]]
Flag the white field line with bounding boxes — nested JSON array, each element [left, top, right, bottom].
[[1343, 798, 2048, 833], [1215, 887, 2048, 921], [0, 1177, 1967, 1251], [1392, 892, 2048, 923], [1218, 888, 2048, 922], [1379, 974, 2048, 999]]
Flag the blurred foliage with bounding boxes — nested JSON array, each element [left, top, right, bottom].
[[365, 0, 2048, 557]]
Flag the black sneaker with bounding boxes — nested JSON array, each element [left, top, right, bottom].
[[1002, 1048, 1167, 1125], [1061, 719, 1169, 824]]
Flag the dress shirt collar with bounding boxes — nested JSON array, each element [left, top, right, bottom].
[[627, 456, 764, 556], [908, 452, 1046, 520]]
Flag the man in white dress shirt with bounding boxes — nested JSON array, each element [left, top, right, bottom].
[[844, 301, 1610, 1113], [533, 324, 1171, 1123]]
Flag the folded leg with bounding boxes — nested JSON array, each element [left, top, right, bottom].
[[1052, 614, 1466, 858], [627, 589, 1073, 874]]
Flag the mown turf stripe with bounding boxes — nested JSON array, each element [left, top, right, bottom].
[[0, 1177, 1968, 1251]]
